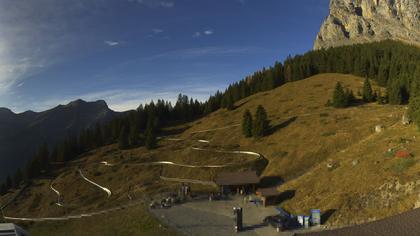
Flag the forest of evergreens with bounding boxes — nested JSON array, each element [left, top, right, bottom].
[[1, 40, 420, 195]]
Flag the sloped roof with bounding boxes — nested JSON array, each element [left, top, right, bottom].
[[256, 187, 280, 197], [215, 171, 259, 186]]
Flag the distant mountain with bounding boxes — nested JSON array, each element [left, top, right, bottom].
[[314, 0, 420, 49], [0, 99, 120, 180]]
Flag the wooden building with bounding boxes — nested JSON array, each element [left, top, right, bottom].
[[215, 171, 260, 195], [256, 187, 281, 207]]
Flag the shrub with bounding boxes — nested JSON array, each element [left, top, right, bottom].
[[391, 158, 416, 173]]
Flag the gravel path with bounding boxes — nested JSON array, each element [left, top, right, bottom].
[[150, 197, 312, 236], [152, 205, 258, 236]]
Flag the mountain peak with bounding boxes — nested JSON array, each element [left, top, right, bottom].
[[65, 99, 110, 110], [0, 107, 14, 115], [314, 0, 420, 49]]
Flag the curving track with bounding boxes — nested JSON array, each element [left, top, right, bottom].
[[2, 125, 264, 222], [50, 184, 64, 207], [78, 169, 112, 198]]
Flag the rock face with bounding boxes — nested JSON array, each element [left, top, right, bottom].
[[314, 0, 420, 50]]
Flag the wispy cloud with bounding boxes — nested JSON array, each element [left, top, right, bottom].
[[152, 28, 164, 34], [193, 29, 214, 38], [104, 40, 120, 46], [204, 30, 214, 35], [0, 0, 110, 94], [146, 46, 259, 61], [160, 1, 174, 8], [129, 0, 175, 8]]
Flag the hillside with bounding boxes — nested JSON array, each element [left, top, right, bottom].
[[0, 73, 410, 234], [0, 99, 120, 180]]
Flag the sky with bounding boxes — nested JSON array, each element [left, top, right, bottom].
[[0, 0, 329, 112]]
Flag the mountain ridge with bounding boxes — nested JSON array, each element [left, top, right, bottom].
[[0, 99, 121, 181]]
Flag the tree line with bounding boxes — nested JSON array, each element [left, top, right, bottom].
[[2, 40, 420, 195]]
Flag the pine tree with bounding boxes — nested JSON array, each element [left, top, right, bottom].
[[253, 105, 269, 138], [37, 143, 50, 173], [332, 82, 347, 108], [387, 80, 403, 105], [362, 78, 375, 102], [408, 77, 420, 127], [409, 95, 420, 128], [94, 123, 104, 147], [118, 126, 129, 149], [0, 183, 6, 196], [13, 168, 23, 188], [345, 88, 355, 105], [5, 176, 12, 190], [242, 109, 253, 138], [129, 122, 139, 146], [145, 111, 157, 149]]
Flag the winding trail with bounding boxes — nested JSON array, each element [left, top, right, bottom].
[[78, 169, 112, 198], [50, 184, 64, 207], [1, 126, 264, 222]]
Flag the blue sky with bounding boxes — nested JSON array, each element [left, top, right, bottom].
[[0, 0, 329, 112]]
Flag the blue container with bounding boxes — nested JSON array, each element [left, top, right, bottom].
[[311, 209, 321, 226]]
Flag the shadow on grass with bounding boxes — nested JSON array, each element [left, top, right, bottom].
[[235, 100, 250, 110], [276, 190, 296, 205], [160, 125, 191, 136], [321, 209, 337, 224], [259, 176, 284, 188], [267, 116, 297, 135]]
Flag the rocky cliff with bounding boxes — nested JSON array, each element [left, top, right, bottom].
[[314, 0, 420, 50]]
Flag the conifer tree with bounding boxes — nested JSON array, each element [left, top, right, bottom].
[[118, 126, 129, 149], [408, 76, 420, 127], [0, 183, 6, 195], [253, 105, 269, 138], [332, 82, 347, 108], [13, 168, 23, 188], [94, 123, 104, 147], [37, 143, 50, 173], [145, 128, 157, 150], [362, 78, 375, 102], [145, 109, 158, 149], [5, 176, 12, 190], [387, 80, 403, 105], [129, 122, 139, 146], [409, 96, 420, 128], [242, 109, 253, 138]]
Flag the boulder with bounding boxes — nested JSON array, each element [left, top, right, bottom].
[[375, 125, 384, 133], [402, 114, 411, 125]]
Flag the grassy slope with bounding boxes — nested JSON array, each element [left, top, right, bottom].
[[24, 203, 177, 236], [277, 114, 420, 227], [184, 73, 403, 181], [0, 73, 412, 234]]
